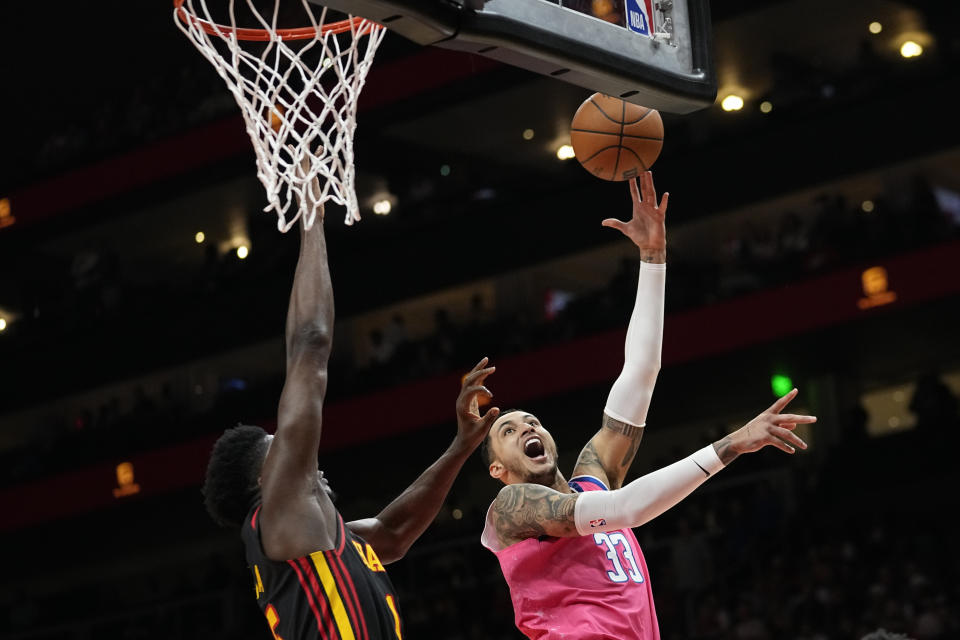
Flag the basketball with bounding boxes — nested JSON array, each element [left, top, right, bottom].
[[570, 93, 664, 181]]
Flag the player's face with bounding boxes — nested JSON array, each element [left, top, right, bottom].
[[488, 411, 559, 485]]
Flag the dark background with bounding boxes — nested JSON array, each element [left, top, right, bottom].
[[1, 1, 959, 639]]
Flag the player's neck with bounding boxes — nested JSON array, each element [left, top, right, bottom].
[[550, 471, 573, 494]]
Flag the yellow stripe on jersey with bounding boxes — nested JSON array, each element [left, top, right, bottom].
[[254, 565, 265, 599], [309, 551, 356, 640], [385, 594, 403, 639]]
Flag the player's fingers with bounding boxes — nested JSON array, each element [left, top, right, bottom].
[[458, 388, 490, 415], [480, 406, 502, 429], [472, 369, 495, 388], [640, 170, 656, 205], [772, 414, 817, 426], [628, 176, 641, 205], [458, 385, 491, 411], [768, 437, 797, 454], [601, 218, 628, 231], [458, 376, 489, 408], [771, 426, 807, 450], [768, 388, 798, 413], [470, 357, 489, 373], [463, 364, 492, 385], [464, 366, 495, 386], [465, 385, 493, 399], [659, 191, 669, 215]]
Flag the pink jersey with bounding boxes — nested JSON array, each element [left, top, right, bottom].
[[481, 476, 660, 640]]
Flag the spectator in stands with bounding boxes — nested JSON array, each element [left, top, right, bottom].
[[383, 313, 409, 360]]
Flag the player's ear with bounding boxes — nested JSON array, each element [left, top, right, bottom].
[[489, 460, 505, 481]]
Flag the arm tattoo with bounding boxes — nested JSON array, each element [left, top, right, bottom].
[[639, 248, 666, 264], [492, 484, 578, 546], [575, 440, 604, 474], [713, 436, 739, 466], [601, 414, 645, 469]]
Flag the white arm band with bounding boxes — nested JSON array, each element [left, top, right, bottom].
[[604, 262, 665, 427], [574, 445, 724, 535]]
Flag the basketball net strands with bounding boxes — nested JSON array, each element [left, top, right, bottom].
[[174, 0, 386, 230], [174, 0, 716, 232]]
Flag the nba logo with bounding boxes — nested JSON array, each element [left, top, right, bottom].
[[625, 0, 651, 36]]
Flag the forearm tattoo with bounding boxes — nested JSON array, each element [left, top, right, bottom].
[[492, 484, 578, 546], [602, 414, 645, 469], [639, 248, 666, 264], [713, 435, 739, 465]]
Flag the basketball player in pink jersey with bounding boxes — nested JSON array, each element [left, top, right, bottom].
[[471, 171, 817, 640]]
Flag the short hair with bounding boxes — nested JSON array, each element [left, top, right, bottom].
[[481, 408, 522, 467], [202, 424, 269, 528]]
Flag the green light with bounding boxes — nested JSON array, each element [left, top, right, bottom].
[[771, 374, 793, 397]]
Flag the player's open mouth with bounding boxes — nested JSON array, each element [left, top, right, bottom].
[[523, 437, 545, 460]]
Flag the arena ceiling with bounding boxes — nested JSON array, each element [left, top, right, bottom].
[[0, 0, 951, 295]]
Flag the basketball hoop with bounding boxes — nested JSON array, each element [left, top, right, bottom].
[[173, 0, 385, 229]]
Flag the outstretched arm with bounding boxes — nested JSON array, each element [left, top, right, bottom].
[[573, 171, 668, 489], [259, 203, 339, 561], [493, 389, 814, 548], [348, 358, 501, 564]]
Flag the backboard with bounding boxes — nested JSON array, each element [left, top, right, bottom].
[[311, 0, 716, 114]]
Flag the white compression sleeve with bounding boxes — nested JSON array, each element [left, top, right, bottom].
[[604, 262, 665, 427], [574, 446, 725, 535]]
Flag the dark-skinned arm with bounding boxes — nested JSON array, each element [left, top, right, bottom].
[[259, 208, 340, 561], [348, 358, 501, 564]]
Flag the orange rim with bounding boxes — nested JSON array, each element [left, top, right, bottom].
[[174, 1, 380, 41]]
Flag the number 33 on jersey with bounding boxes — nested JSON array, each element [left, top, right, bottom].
[[594, 532, 645, 583]]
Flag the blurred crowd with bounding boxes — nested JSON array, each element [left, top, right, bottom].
[[1, 170, 958, 487], [7, 386, 959, 639]]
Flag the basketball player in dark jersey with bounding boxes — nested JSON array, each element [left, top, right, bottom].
[[202, 201, 500, 640]]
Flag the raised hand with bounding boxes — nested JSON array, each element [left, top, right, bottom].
[[601, 170, 668, 261], [455, 357, 501, 450], [714, 388, 816, 465]]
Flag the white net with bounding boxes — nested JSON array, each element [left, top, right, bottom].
[[174, 0, 386, 229]]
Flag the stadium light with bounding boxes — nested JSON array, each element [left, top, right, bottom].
[[556, 144, 576, 160], [900, 41, 923, 58], [113, 462, 141, 498], [721, 94, 744, 111], [0, 197, 13, 229], [771, 374, 793, 397]]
